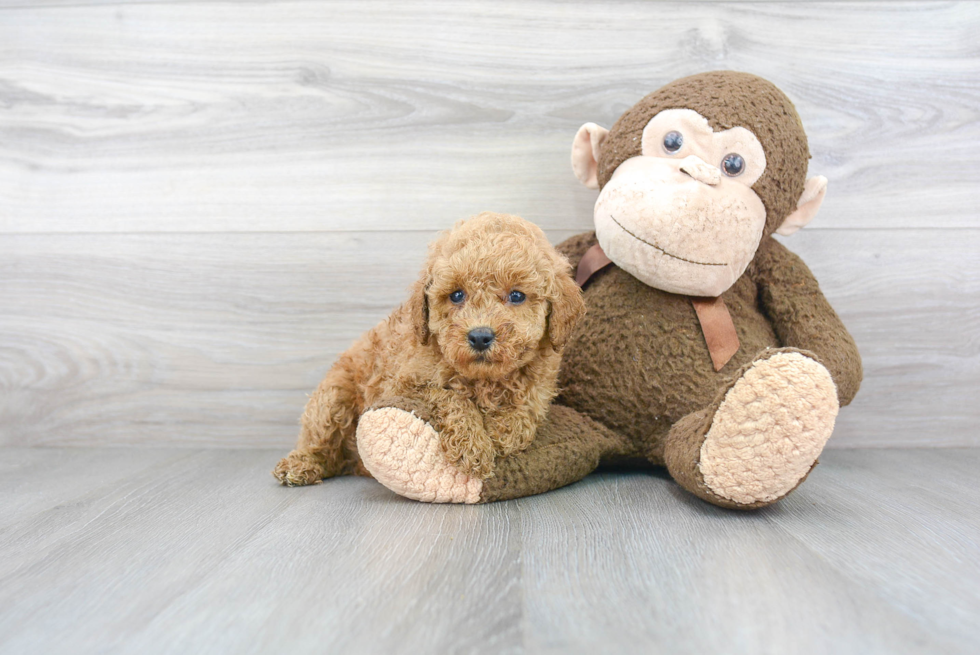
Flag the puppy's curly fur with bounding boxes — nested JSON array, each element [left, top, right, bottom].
[[274, 212, 585, 485]]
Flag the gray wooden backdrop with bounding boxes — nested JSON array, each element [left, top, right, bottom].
[[1, 0, 977, 449]]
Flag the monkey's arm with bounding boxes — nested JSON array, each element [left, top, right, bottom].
[[751, 237, 862, 406], [555, 231, 599, 272]]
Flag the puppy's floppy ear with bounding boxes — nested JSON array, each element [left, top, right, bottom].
[[545, 256, 586, 351], [408, 276, 431, 345]]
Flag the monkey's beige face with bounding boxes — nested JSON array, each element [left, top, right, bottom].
[[425, 242, 552, 381], [593, 109, 768, 297]]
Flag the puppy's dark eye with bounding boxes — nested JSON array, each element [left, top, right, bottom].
[[508, 290, 526, 305], [449, 290, 466, 305], [663, 131, 683, 154]]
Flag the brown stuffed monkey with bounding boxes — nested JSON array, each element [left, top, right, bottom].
[[474, 71, 863, 508], [317, 71, 862, 509]]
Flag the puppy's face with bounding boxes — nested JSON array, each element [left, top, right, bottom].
[[410, 214, 585, 381], [427, 256, 549, 380]]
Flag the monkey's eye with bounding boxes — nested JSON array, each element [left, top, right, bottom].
[[663, 131, 683, 154], [722, 153, 745, 177], [449, 290, 466, 305], [508, 290, 526, 305]]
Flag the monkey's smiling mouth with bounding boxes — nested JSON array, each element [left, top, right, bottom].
[[608, 214, 726, 267]]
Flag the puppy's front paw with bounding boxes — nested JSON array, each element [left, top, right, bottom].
[[273, 451, 325, 487], [356, 407, 483, 503], [443, 433, 497, 480], [483, 411, 537, 458]]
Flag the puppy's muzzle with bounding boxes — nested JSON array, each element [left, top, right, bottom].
[[467, 327, 495, 353]]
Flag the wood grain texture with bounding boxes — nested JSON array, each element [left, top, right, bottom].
[[517, 450, 980, 654], [1, 1, 977, 450], [2, 228, 977, 448], [0, 446, 977, 654], [1, 4, 974, 652], [0, 447, 192, 529], [0, 448, 522, 655], [0, 1, 977, 233]]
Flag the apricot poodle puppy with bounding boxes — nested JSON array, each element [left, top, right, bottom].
[[274, 212, 585, 487]]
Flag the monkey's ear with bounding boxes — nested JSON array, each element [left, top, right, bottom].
[[571, 123, 609, 190], [776, 176, 828, 236], [408, 278, 431, 345]]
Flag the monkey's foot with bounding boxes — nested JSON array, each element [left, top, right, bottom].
[[356, 407, 483, 504], [273, 450, 326, 487], [701, 350, 839, 505], [666, 349, 839, 509]]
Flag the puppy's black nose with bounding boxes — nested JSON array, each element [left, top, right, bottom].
[[467, 327, 495, 352]]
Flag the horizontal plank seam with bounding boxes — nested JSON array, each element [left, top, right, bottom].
[[0, 0, 964, 10], [7, 444, 979, 452], [2, 226, 979, 237]]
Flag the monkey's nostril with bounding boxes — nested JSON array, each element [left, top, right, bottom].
[[467, 327, 495, 353]]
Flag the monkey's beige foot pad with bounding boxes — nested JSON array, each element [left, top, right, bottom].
[[699, 351, 839, 506], [356, 407, 483, 504]]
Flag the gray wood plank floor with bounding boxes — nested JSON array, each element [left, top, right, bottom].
[[1, 447, 977, 655]]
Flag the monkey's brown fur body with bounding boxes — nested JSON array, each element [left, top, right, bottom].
[[274, 212, 585, 486], [552, 231, 861, 458]]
